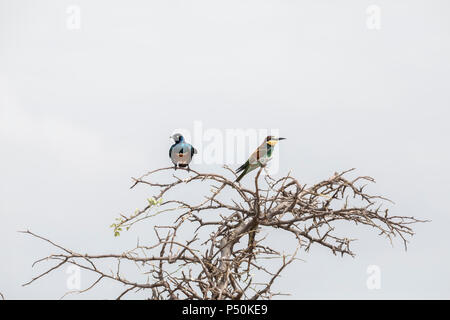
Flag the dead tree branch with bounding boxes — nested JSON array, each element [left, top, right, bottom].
[[22, 167, 427, 299]]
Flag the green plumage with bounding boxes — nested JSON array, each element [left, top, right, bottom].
[[235, 146, 272, 182]]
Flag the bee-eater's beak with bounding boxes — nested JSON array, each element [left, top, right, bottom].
[[278, 137, 286, 141]]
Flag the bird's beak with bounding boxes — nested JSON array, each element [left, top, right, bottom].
[[278, 137, 286, 140]]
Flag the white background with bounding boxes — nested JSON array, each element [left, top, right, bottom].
[[1, 0, 449, 299]]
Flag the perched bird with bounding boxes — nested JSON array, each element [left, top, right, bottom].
[[237, 135, 286, 271], [235, 136, 286, 183], [169, 133, 197, 171]]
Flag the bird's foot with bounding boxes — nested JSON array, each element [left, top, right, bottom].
[[174, 165, 177, 170]]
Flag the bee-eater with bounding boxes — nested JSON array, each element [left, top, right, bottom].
[[235, 136, 286, 182], [169, 133, 197, 171]]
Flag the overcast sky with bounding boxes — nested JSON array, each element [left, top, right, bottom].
[[1, 0, 450, 299]]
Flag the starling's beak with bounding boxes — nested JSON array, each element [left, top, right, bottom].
[[278, 137, 286, 141]]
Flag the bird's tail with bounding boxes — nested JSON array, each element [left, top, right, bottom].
[[235, 168, 248, 182]]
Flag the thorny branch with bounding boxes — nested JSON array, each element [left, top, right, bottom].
[[22, 167, 427, 299]]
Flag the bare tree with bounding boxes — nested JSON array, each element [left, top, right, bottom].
[[22, 166, 426, 299]]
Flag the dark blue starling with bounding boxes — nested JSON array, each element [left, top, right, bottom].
[[169, 133, 197, 171]]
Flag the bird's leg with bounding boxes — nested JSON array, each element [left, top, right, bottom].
[[187, 165, 191, 172], [257, 160, 266, 168], [258, 161, 271, 177], [174, 164, 177, 170]]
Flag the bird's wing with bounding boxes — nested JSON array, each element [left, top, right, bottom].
[[237, 144, 264, 172], [190, 144, 198, 155], [248, 144, 268, 165]]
